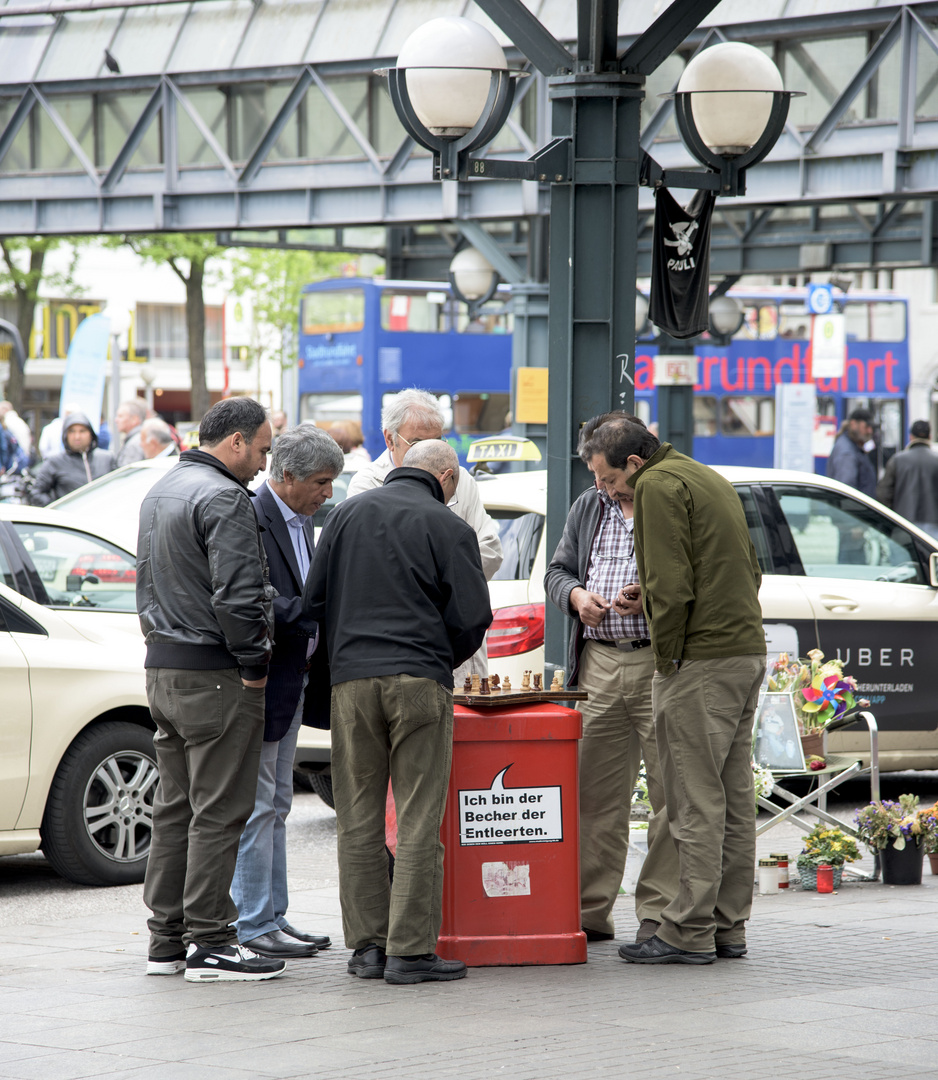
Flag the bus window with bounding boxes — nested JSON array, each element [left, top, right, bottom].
[[778, 303, 809, 339], [454, 302, 513, 335], [735, 303, 779, 340], [302, 289, 365, 334], [381, 291, 447, 333], [721, 397, 774, 437], [694, 396, 718, 437], [299, 392, 362, 425], [634, 398, 652, 428], [843, 300, 906, 342], [453, 393, 510, 434]]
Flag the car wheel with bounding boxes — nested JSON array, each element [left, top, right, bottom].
[[41, 721, 158, 886], [309, 769, 335, 810]]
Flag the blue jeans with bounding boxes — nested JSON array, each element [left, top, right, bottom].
[[231, 681, 305, 943]]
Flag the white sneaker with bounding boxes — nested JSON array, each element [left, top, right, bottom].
[[184, 942, 286, 983], [146, 952, 187, 976]]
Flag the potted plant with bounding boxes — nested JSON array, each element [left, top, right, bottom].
[[795, 823, 860, 890], [853, 796, 938, 885], [767, 649, 869, 761]]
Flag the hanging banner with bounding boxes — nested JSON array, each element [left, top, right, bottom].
[[648, 188, 715, 339], [58, 313, 110, 426]]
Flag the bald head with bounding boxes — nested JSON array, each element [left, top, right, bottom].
[[402, 439, 460, 502]]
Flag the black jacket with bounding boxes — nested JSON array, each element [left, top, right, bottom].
[[826, 430, 877, 497], [253, 481, 330, 739], [29, 410, 116, 506], [136, 449, 274, 679], [876, 440, 938, 526], [303, 467, 492, 690]]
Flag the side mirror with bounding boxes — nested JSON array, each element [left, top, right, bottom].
[[930, 551, 938, 588]]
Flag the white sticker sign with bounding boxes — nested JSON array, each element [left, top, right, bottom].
[[458, 766, 563, 846]]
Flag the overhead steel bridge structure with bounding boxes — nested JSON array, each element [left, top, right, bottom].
[[0, 0, 935, 276]]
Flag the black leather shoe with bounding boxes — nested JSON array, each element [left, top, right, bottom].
[[583, 927, 615, 942], [281, 923, 331, 949], [347, 944, 387, 979], [384, 953, 467, 984], [244, 930, 318, 958], [618, 935, 716, 965], [716, 943, 747, 958]]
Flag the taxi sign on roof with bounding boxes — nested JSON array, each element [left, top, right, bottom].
[[467, 437, 542, 464]]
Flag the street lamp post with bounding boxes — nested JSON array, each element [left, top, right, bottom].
[[448, 248, 500, 324], [382, 1, 796, 676]]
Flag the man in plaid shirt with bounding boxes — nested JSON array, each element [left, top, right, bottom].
[[544, 413, 678, 945]]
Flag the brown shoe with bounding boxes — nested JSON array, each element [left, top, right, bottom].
[[635, 919, 660, 944]]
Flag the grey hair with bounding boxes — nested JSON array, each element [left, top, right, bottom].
[[401, 439, 459, 479], [140, 417, 174, 446], [270, 424, 344, 482], [381, 388, 445, 437], [118, 399, 147, 423]]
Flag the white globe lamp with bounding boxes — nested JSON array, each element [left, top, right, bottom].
[[450, 248, 497, 301], [677, 43, 784, 155], [397, 17, 508, 136]]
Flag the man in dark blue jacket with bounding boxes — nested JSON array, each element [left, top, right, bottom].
[[231, 424, 343, 960], [304, 440, 492, 985], [826, 408, 877, 496]]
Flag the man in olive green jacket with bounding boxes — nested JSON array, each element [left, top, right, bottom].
[[583, 419, 766, 965]]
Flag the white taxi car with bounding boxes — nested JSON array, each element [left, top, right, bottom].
[[0, 504, 152, 885], [474, 462, 938, 772]]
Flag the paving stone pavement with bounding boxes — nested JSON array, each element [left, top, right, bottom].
[[1, 793, 937, 1080]]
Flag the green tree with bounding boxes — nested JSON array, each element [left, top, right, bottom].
[[117, 233, 224, 422], [0, 237, 83, 410], [227, 248, 357, 372]]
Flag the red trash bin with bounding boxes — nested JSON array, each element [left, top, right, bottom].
[[437, 701, 587, 966]]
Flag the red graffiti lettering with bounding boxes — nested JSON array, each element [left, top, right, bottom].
[[747, 356, 772, 392], [720, 357, 745, 391], [636, 353, 655, 391]]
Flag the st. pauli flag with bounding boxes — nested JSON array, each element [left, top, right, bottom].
[[648, 187, 716, 339]]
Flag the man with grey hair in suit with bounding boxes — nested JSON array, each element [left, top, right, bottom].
[[232, 424, 344, 961]]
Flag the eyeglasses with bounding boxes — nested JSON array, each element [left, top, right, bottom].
[[394, 432, 425, 448]]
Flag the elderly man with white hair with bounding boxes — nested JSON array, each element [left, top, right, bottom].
[[139, 418, 179, 459], [347, 388, 502, 679]]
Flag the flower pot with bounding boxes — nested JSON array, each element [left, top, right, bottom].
[[880, 839, 924, 885], [929, 853, 938, 876], [797, 864, 844, 891], [799, 732, 824, 760]]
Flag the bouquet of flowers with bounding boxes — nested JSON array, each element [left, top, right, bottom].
[[751, 761, 774, 805], [767, 649, 869, 734], [795, 823, 860, 870], [853, 795, 938, 852]]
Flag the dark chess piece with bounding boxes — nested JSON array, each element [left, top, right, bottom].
[[533, 673, 543, 691], [480, 677, 490, 694]]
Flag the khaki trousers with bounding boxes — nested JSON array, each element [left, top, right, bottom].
[[331, 675, 453, 957], [144, 667, 265, 953], [578, 641, 678, 937], [653, 654, 766, 953]]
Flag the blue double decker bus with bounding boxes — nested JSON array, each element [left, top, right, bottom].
[[296, 278, 513, 462]]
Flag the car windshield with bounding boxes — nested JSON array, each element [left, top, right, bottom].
[[489, 510, 544, 582], [51, 465, 170, 517], [11, 522, 138, 612]]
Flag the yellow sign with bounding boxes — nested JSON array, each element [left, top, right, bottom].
[[515, 367, 549, 424], [467, 438, 542, 464]]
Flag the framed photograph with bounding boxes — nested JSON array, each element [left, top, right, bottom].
[[752, 693, 806, 772]]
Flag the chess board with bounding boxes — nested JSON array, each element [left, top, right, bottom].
[[453, 688, 588, 708]]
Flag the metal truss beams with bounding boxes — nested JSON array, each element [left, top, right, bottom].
[[0, 4, 934, 276]]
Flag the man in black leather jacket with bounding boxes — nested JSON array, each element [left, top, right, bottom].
[[136, 397, 283, 984]]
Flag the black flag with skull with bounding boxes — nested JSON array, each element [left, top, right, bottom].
[[648, 187, 716, 339]]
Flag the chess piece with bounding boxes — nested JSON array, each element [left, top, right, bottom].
[[550, 671, 563, 692], [470, 673, 481, 694], [522, 671, 531, 690], [503, 676, 511, 691], [533, 673, 543, 691], [490, 674, 500, 691], [480, 677, 490, 695], [463, 675, 472, 693]]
